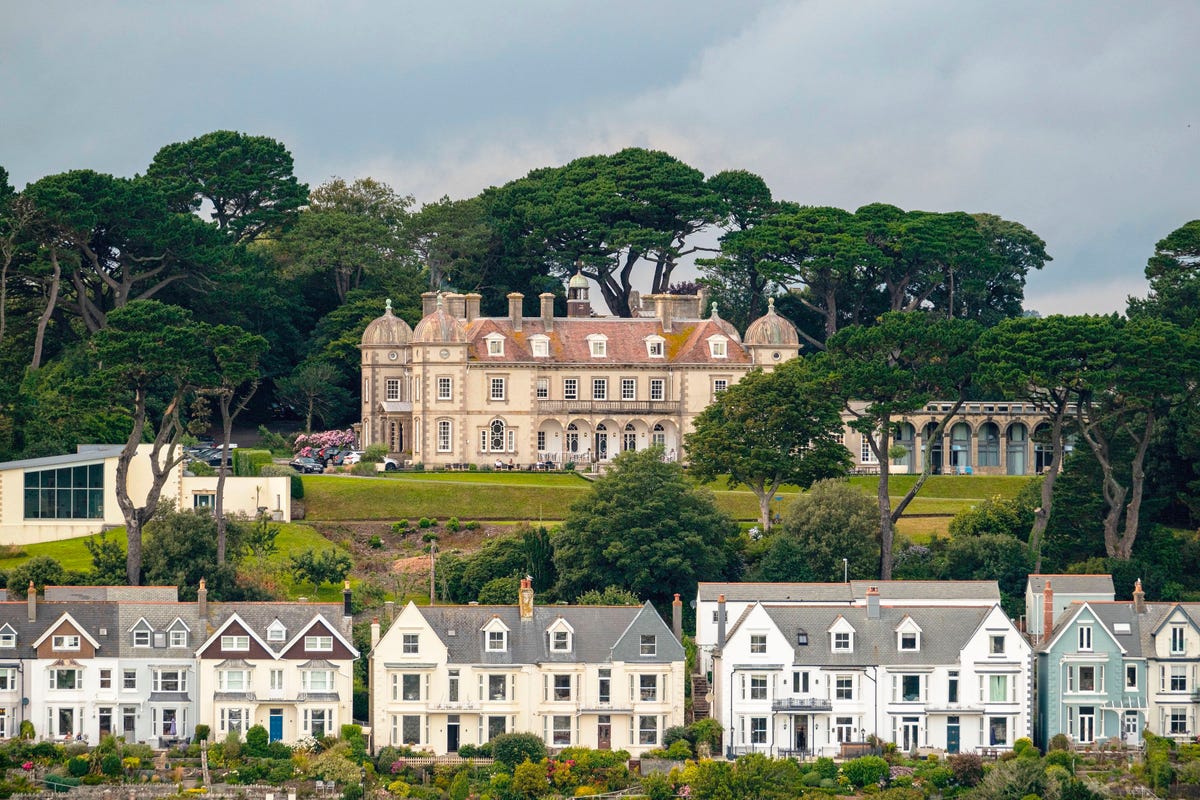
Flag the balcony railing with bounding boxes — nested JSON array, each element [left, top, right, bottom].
[[771, 697, 833, 712], [535, 400, 682, 416]]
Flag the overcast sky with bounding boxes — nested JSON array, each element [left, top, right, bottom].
[[4, 1, 1198, 315]]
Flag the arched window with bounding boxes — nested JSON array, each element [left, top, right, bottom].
[[1007, 423, 1028, 475], [566, 423, 579, 453], [977, 422, 1000, 467], [437, 420, 452, 453], [490, 419, 505, 452], [949, 422, 971, 471], [652, 423, 666, 447]]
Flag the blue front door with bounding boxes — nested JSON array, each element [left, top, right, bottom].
[[947, 717, 960, 754], [269, 709, 283, 742]]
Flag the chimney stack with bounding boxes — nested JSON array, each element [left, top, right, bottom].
[[384, 600, 395, 625], [464, 293, 482, 322], [539, 293, 555, 332], [655, 295, 673, 333], [421, 292, 439, 317], [717, 594, 727, 653], [446, 293, 466, 319], [519, 576, 534, 620], [26, 582, 35, 622], [1133, 578, 1147, 615], [1043, 579, 1055, 644], [672, 594, 683, 643], [507, 292, 524, 332], [343, 580, 353, 617], [866, 586, 880, 619], [370, 617, 381, 649], [197, 578, 208, 621]]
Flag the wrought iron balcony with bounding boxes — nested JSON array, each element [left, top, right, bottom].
[[771, 697, 833, 712], [535, 400, 682, 416]]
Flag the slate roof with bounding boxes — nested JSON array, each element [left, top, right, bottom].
[[0, 600, 121, 659], [415, 602, 683, 665], [697, 581, 1000, 604], [748, 604, 995, 667], [205, 602, 352, 645], [1027, 574, 1115, 596], [462, 316, 749, 365]]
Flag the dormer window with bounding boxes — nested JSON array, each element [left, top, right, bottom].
[[895, 618, 922, 652], [708, 336, 729, 358], [133, 630, 151, 647], [646, 337, 665, 358], [587, 334, 608, 358], [487, 630, 507, 652], [0, 626, 15, 648], [485, 334, 505, 357], [796, 630, 809, 646], [1171, 626, 1186, 654], [52, 635, 80, 651], [551, 631, 570, 652], [266, 620, 287, 643], [899, 632, 918, 651], [170, 630, 188, 648], [833, 632, 852, 651], [530, 336, 550, 358]]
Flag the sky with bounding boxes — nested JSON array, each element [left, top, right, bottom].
[[3, 1, 1198, 315]]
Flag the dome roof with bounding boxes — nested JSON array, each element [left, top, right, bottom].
[[568, 269, 589, 290], [744, 298, 800, 346], [412, 295, 467, 343], [362, 299, 413, 346]]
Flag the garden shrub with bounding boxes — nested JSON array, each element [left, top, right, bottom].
[[802, 771, 823, 787], [67, 757, 89, 777], [234, 449, 273, 477], [194, 724, 210, 742], [362, 444, 388, 464], [464, 520, 479, 530], [1049, 733, 1071, 751], [446, 517, 461, 532], [418, 518, 434, 529], [641, 772, 675, 800], [369, 536, 383, 549], [351, 462, 376, 476], [1059, 780, 1105, 800], [101, 753, 122, 777], [291, 474, 304, 499], [819, 778, 837, 789], [490, 733, 547, 771], [813, 756, 839, 781], [188, 460, 216, 476], [1180, 760, 1200, 784], [948, 753, 983, 788], [1045, 749, 1075, 772], [449, 770, 470, 800], [843, 755, 889, 788], [18, 720, 33, 740], [1013, 737, 1036, 757], [663, 725, 691, 748], [245, 724, 269, 757], [512, 761, 548, 797], [44, 774, 80, 792], [664, 739, 692, 759]]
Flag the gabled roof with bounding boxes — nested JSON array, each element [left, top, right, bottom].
[[279, 615, 359, 659], [196, 613, 275, 657], [1040, 602, 1127, 655], [697, 580, 1000, 604], [32, 612, 102, 649]]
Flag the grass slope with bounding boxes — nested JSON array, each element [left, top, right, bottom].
[[302, 471, 1028, 522]]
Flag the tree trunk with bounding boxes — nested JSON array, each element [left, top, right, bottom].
[[891, 399, 963, 521], [117, 387, 149, 584], [1114, 412, 1155, 559], [31, 247, 61, 370], [1028, 397, 1069, 573], [215, 394, 234, 565]]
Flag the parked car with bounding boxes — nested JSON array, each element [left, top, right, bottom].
[[341, 451, 363, 465], [289, 456, 325, 474], [382, 456, 399, 471]]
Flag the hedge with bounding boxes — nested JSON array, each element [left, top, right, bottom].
[[235, 449, 274, 477]]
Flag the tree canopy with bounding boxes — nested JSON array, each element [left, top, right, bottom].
[[553, 447, 742, 607]]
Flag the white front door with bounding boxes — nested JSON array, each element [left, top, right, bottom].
[[1079, 707, 1095, 744], [1124, 711, 1139, 745]]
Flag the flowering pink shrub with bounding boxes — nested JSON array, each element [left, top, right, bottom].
[[294, 429, 356, 455]]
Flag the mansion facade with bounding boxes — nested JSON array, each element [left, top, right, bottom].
[[358, 280, 1065, 473]]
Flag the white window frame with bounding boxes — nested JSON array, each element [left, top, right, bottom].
[[437, 420, 453, 452], [709, 337, 728, 358], [588, 335, 608, 358], [486, 630, 507, 652], [221, 635, 250, 651], [646, 338, 665, 358], [437, 376, 452, 401], [649, 378, 665, 401], [490, 377, 506, 401], [486, 335, 504, 357], [385, 379, 401, 401], [592, 378, 607, 400], [550, 630, 570, 652], [621, 378, 636, 401], [305, 635, 334, 652], [402, 633, 419, 655], [1078, 625, 1093, 652], [563, 378, 578, 400], [52, 635, 80, 651], [169, 629, 188, 648], [640, 634, 657, 656], [536, 378, 549, 399]]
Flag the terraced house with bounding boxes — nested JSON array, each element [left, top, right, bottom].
[[368, 579, 685, 755], [1035, 578, 1200, 747], [0, 583, 355, 746], [707, 584, 1031, 757]]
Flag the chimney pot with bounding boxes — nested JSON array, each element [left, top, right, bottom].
[[370, 617, 381, 649], [1042, 579, 1055, 644], [1133, 578, 1147, 615], [197, 578, 208, 621], [519, 577, 534, 620], [26, 582, 35, 622], [508, 292, 524, 332]]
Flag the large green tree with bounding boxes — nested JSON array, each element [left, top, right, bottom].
[[146, 130, 308, 244], [91, 300, 215, 583], [974, 315, 1110, 571], [276, 177, 415, 304], [821, 312, 982, 579], [1072, 316, 1200, 558], [755, 479, 879, 582], [1130, 219, 1200, 328], [552, 447, 742, 606], [685, 357, 850, 530]]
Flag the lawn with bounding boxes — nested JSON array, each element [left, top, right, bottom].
[[302, 471, 1027, 523]]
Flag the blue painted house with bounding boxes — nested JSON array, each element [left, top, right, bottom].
[[1036, 585, 1147, 747]]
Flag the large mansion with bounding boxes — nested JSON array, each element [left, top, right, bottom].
[[359, 280, 1061, 473]]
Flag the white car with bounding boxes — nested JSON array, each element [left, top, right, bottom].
[[341, 451, 363, 465]]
